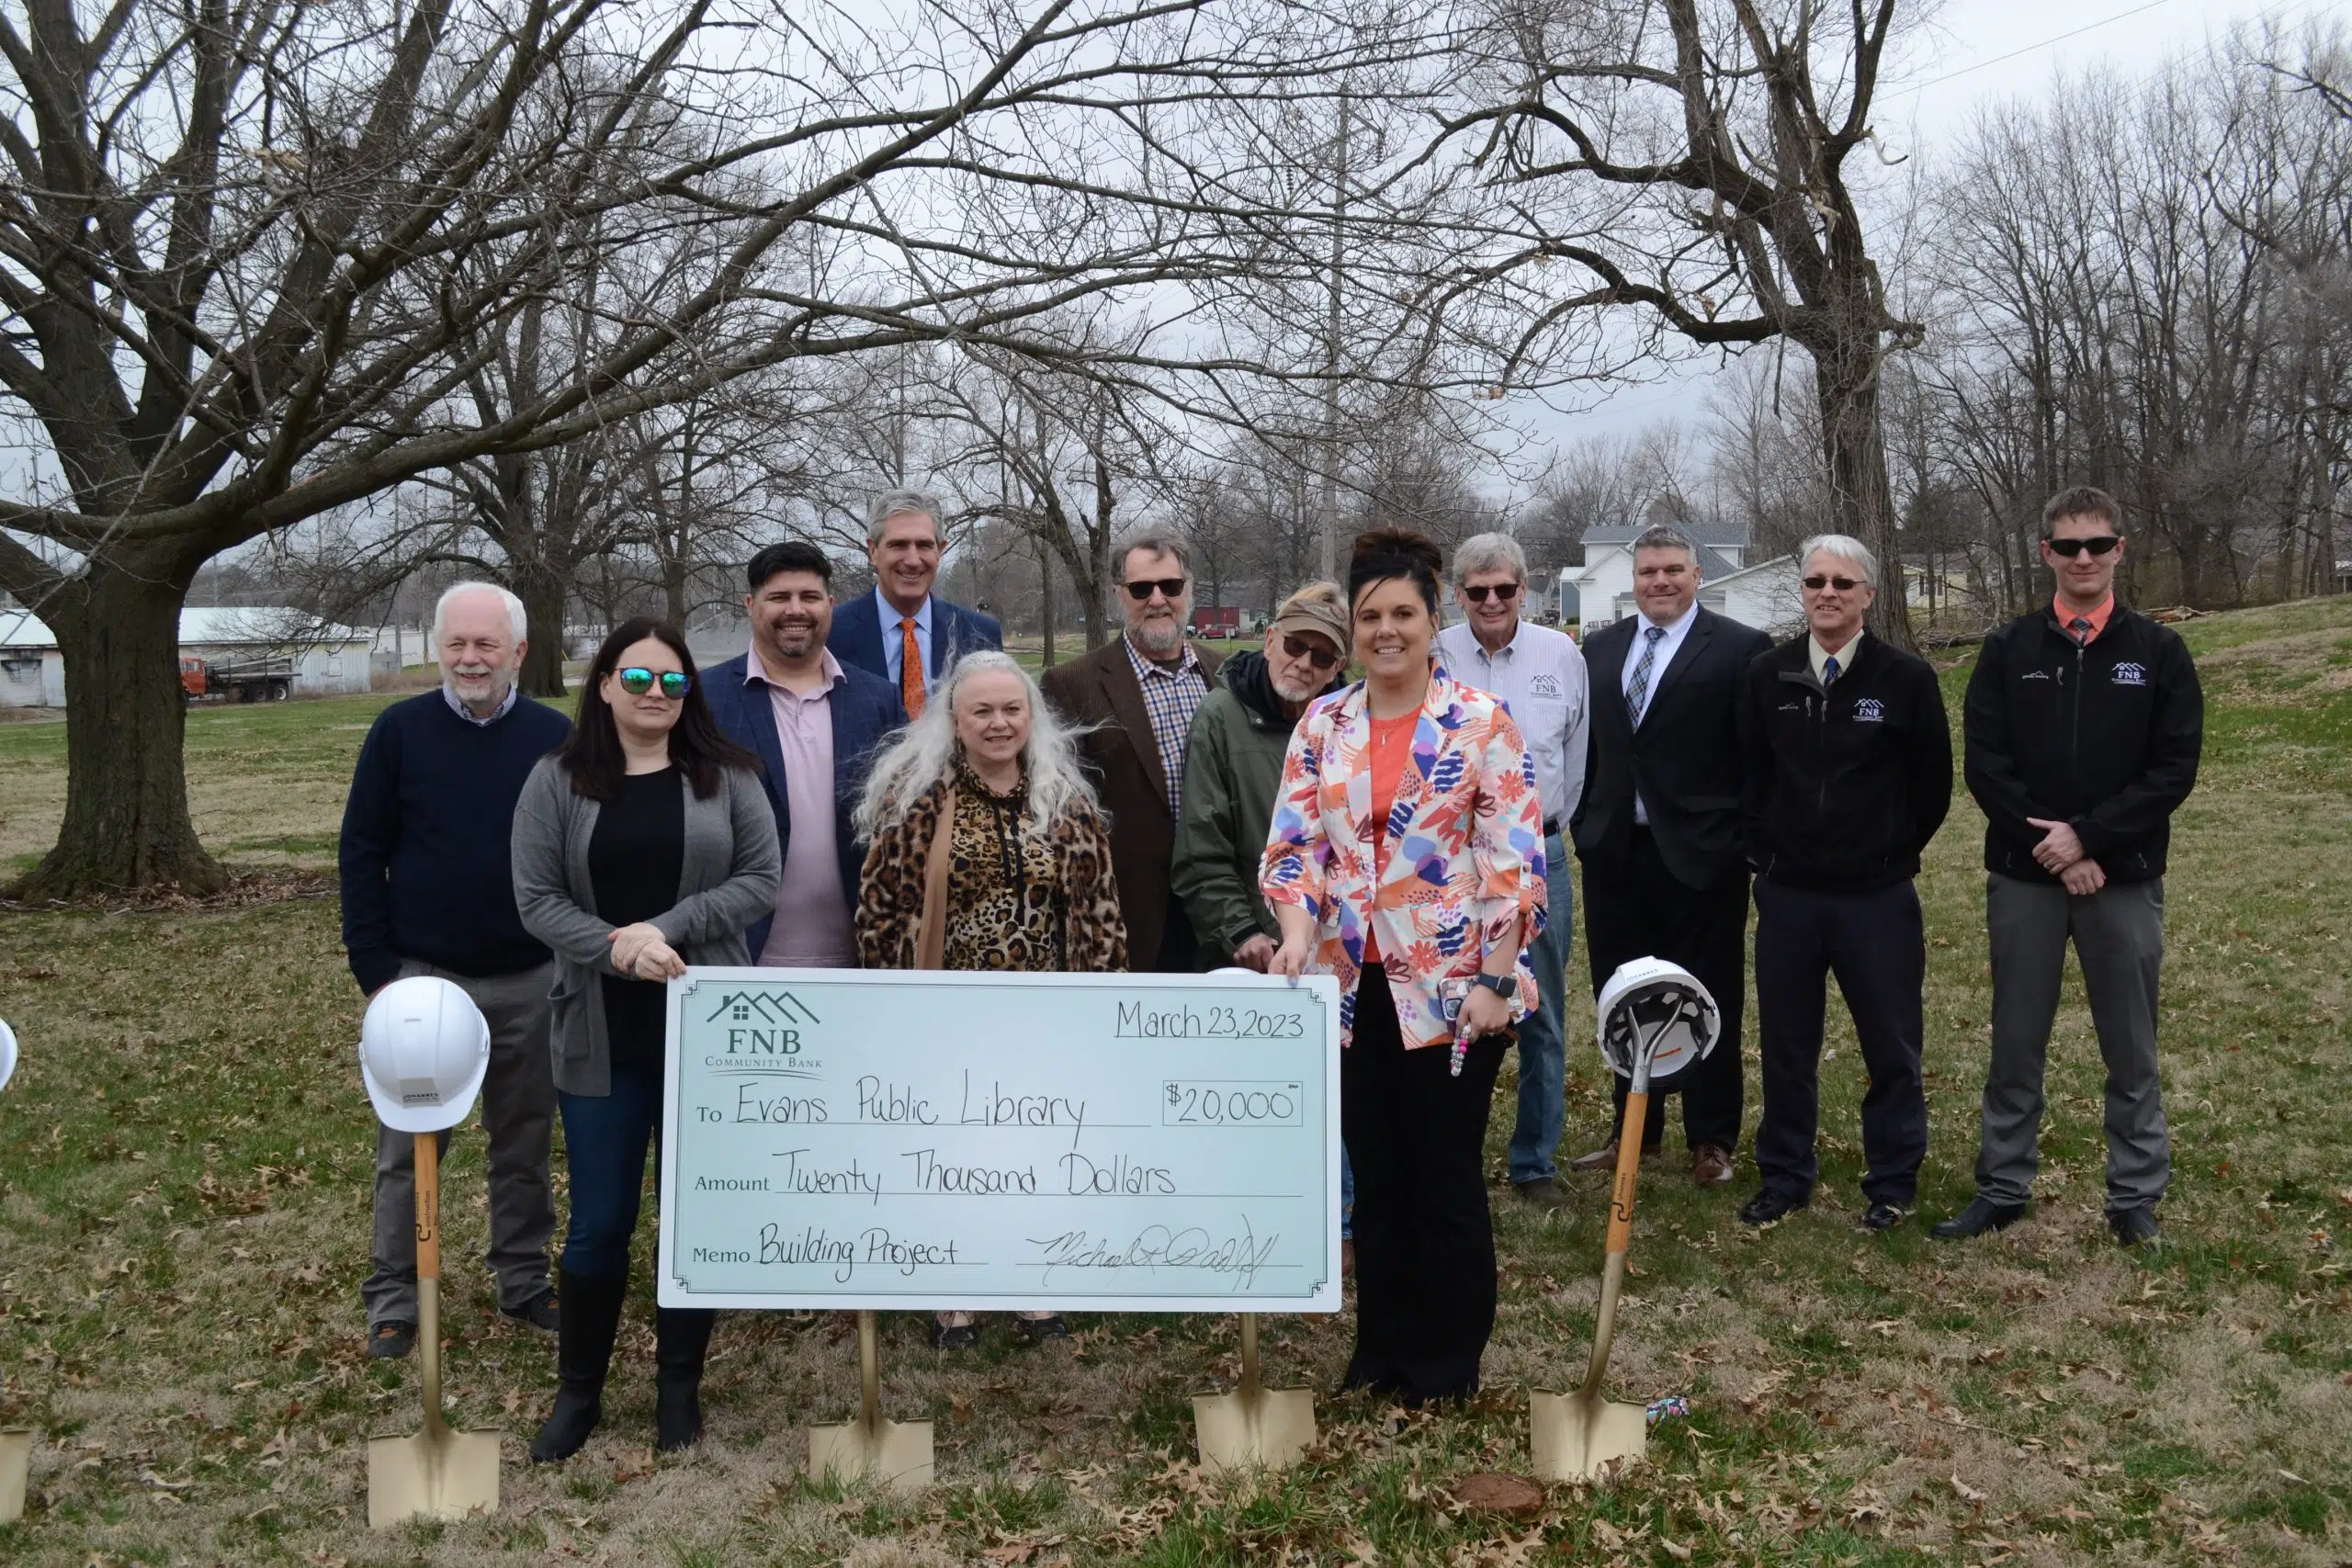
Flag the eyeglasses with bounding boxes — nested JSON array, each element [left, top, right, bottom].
[[1802, 575, 1865, 592], [1461, 582, 1521, 604], [1123, 578, 1188, 602], [616, 667, 691, 699], [2045, 535, 2121, 558], [1280, 633, 1341, 671]]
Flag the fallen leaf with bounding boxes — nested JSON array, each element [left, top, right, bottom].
[[1452, 1472, 1544, 1518]]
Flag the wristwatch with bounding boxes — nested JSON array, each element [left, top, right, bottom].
[[1472, 973, 1518, 1001]]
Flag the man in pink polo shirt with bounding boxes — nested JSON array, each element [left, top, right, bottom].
[[705, 541, 908, 965]]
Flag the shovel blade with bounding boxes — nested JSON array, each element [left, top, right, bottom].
[[808, 1418, 933, 1494], [1529, 1392, 1646, 1483], [368, 1426, 502, 1529], [1193, 1388, 1317, 1474], [0, 1427, 29, 1523]]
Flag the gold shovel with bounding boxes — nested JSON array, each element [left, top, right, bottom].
[[808, 1311, 933, 1493], [1533, 1004, 1682, 1483], [1194, 1313, 1317, 1474], [368, 1134, 501, 1528], [0, 1426, 28, 1522]]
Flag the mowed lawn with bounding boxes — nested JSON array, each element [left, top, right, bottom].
[[0, 603, 2346, 1567]]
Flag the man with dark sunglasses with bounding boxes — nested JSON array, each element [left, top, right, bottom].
[[1736, 536, 1951, 1235], [1042, 535, 1224, 970], [1941, 486, 2203, 1249], [1435, 533, 1589, 1209]]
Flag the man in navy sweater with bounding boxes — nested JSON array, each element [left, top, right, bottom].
[[340, 582, 572, 1359]]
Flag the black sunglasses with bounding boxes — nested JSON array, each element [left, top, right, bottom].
[[2045, 535, 2121, 558], [616, 667, 691, 699], [1123, 577, 1188, 602], [1802, 574, 1865, 592], [1462, 582, 1521, 604], [1280, 632, 1341, 671]]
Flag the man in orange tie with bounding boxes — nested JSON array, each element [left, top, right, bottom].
[[826, 489, 1004, 712]]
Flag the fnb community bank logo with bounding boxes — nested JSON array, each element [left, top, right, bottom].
[[693, 987, 824, 1076]]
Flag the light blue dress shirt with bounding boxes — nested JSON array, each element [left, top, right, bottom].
[[875, 589, 933, 693]]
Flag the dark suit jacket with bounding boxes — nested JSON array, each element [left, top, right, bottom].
[[1040, 636, 1224, 972], [1571, 605, 1773, 890], [827, 591, 1004, 691], [702, 652, 907, 958]]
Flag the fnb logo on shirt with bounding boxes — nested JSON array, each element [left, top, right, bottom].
[[1530, 673, 1564, 699], [2111, 662, 2148, 686], [1852, 698, 1886, 723]]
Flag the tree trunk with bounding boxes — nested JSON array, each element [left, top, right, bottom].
[[1037, 535, 1057, 668], [15, 558, 227, 899], [513, 559, 571, 698], [1810, 340, 1916, 651]]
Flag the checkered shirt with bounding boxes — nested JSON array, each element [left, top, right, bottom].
[[1124, 636, 1210, 815]]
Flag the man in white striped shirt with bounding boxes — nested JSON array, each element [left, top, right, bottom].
[[1436, 533, 1589, 1207]]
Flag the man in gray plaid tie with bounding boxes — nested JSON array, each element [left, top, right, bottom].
[[1567, 525, 1772, 1188]]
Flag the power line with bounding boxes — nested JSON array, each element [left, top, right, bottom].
[[1884, 0, 2181, 100]]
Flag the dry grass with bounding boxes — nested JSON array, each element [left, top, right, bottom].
[[0, 603, 2347, 1565]]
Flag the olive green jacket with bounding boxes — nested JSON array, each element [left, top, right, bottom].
[[1170, 652, 1322, 966]]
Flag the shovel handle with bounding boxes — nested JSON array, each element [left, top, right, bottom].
[[413, 1132, 441, 1284], [1604, 1089, 1647, 1258], [856, 1310, 881, 1433], [1238, 1313, 1260, 1400]]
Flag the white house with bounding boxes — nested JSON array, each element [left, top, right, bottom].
[[0, 606, 376, 708], [1560, 523, 1811, 637]]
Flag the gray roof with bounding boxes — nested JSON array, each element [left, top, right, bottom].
[[1566, 540, 1741, 580], [1580, 521, 1749, 548]]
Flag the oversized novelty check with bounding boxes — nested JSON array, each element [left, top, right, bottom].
[[656, 969, 1343, 1313]]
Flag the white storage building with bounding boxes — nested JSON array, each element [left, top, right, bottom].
[[0, 606, 376, 709]]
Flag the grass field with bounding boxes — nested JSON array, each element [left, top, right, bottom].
[[0, 603, 2346, 1566]]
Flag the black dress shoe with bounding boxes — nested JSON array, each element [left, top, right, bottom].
[[933, 1321, 979, 1350], [367, 1320, 415, 1359], [1012, 1314, 1069, 1344], [1513, 1178, 1570, 1210], [2109, 1207, 2161, 1248], [502, 1288, 561, 1333], [1737, 1189, 1808, 1227], [1859, 1201, 1908, 1233], [1929, 1197, 2029, 1240]]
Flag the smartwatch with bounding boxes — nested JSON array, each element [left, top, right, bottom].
[[1472, 973, 1518, 1002]]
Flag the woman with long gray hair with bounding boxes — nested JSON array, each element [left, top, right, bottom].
[[854, 649, 1127, 1347]]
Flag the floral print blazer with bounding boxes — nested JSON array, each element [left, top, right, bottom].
[[1259, 663, 1547, 1049]]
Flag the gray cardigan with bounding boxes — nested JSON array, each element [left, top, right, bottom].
[[512, 755, 782, 1096]]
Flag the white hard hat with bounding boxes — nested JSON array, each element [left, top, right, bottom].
[[0, 1017, 16, 1092], [360, 977, 491, 1134], [1596, 957, 1720, 1085]]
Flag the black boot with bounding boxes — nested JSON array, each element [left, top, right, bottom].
[[654, 1307, 716, 1452], [530, 1268, 626, 1462]]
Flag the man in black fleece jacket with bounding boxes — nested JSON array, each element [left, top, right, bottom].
[[1939, 487, 2202, 1249], [339, 582, 571, 1357], [1736, 536, 1951, 1234]]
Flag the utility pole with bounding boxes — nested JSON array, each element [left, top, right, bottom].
[[1319, 88, 1351, 583]]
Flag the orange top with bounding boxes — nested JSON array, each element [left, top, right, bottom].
[[1363, 710, 1419, 964], [2053, 592, 2114, 643]]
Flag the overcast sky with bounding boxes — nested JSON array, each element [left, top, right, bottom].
[[1514, 0, 2341, 468]]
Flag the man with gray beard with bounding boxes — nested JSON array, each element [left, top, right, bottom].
[[1042, 536, 1225, 971]]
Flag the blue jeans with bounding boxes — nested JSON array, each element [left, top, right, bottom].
[[558, 1062, 665, 1280], [1508, 833, 1575, 1187]]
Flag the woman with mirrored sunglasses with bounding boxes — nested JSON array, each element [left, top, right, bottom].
[[512, 617, 779, 1461]]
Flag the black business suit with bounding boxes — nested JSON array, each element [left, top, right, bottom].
[[1572, 604, 1772, 1151]]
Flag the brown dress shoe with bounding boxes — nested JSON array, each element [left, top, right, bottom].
[[1692, 1144, 1736, 1186]]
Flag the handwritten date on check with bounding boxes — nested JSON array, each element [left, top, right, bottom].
[[656, 970, 1344, 1313]]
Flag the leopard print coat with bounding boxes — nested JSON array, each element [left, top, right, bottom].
[[855, 767, 1128, 974]]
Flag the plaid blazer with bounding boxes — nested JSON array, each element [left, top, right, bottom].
[[1259, 663, 1546, 1050]]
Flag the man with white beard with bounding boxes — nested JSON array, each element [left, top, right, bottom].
[[340, 581, 571, 1359], [1042, 535, 1225, 971]]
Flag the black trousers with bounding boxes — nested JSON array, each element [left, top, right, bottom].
[[1340, 965, 1506, 1406], [1582, 829, 1749, 1151], [1752, 876, 1928, 1206]]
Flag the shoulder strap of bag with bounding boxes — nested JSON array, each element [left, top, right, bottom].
[[914, 789, 956, 971]]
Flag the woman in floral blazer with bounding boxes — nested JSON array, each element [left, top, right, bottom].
[[1262, 527, 1546, 1405]]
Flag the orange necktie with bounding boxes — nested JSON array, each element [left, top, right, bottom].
[[899, 617, 925, 719]]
